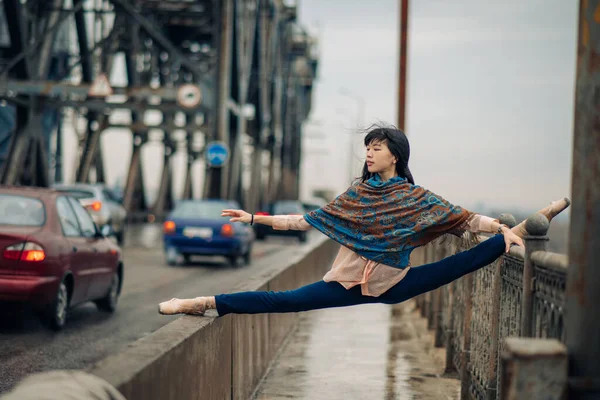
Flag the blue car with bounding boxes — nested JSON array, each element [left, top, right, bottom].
[[163, 199, 254, 266]]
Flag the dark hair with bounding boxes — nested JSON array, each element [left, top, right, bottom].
[[359, 125, 415, 184]]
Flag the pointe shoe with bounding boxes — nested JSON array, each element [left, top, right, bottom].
[[158, 297, 207, 316], [538, 197, 571, 222], [513, 197, 571, 237]]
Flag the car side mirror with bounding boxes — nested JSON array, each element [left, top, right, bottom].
[[101, 224, 115, 238]]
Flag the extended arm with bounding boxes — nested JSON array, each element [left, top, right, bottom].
[[221, 209, 311, 231]]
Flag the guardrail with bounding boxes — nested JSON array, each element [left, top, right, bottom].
[[414, 213, 568, 400]]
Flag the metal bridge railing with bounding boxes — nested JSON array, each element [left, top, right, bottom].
[[414, 212, 568, 400]]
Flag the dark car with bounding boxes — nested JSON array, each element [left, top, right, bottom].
[[0, 187, 123, 330], [254, 200, 308, 242], [163, 199, 254, 266]]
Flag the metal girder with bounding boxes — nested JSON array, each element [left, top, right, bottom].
[[122, 138, 147, 218], [248, 0, 278, 212], [151, 137, 176, 218], [40, 99, 209, 114], [0, 80, 210, 106], [205, 0, 233, 200], [228, 0, 258, 204], [181, 131, 198, 200], [109, 0, 208, 75], [76, 117, 108, 183], [0, 0, 68, 187], [0, 0, 319, 222]]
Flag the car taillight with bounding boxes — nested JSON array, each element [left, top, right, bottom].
[[3, 242, 46, 262], [164, 220, 176, 234], [221, 224, 234, 237], [255, 211, 270, 216], [85, 201, 102, 212]]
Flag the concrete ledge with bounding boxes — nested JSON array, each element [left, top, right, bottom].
[[87, 236, 338, 400]]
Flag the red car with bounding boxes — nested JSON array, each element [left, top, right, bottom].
[[0, 187, 123, 330]]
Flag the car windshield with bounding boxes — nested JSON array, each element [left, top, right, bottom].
[[171, 201, 235, 219], [0, 195, 45, 226], [55, 189, 95, 200], [273, 201, 304, 214]]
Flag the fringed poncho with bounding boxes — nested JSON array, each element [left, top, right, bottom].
[[303, 175, 473, 269]]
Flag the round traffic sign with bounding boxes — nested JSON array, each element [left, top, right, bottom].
[[205, 141, 229, 167], [177, 84, 202, 109]]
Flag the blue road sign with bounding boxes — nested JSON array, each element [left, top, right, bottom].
[[205, 141, 229, 167]]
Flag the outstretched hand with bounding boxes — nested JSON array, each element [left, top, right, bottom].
[[502, 228, 524, 253], [221, 209, 252, 224]]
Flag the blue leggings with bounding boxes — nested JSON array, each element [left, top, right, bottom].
[[215, 234, 505, 316]]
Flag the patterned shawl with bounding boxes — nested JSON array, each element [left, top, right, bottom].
[[303, 175, 474, 269]]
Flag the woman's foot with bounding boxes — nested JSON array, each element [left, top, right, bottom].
[[512, 197, 571, 237], [158, 296, 215, 316]]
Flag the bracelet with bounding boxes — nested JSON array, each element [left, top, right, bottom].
[[250, 214, 254, 225], [497, 224, 508, 234]]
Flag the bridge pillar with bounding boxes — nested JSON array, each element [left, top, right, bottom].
[[566, 1, 600, 398], [122, 134, 148, 222], [151, 138, 175, 220]]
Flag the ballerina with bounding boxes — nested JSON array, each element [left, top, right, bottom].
[[158, 126, 569, 317]]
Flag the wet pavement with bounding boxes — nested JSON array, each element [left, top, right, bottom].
[[254, 300, 461, 400]]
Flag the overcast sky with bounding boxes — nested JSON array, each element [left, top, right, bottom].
[[298, 0, 578, 213]]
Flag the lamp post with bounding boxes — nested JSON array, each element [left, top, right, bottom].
[[338, 88, 366, 184]]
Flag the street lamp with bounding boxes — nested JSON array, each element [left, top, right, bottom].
[[338, 88, 366, 184]]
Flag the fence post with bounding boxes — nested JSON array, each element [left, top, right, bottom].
[[427, 244, 439, 329], [521, 214, 549, 337], [500, 337, 567, 400], [435, 242, 449, 347], [484, 214, 516, 400], [460, 271, 474, 400], [445, 238, 457, 373], [420, 245, 431, 318]]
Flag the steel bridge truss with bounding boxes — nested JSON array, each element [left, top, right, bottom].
[[0, 0, 318, 220]]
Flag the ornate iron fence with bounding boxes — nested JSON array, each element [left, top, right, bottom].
[[416, 214, 568, 400]]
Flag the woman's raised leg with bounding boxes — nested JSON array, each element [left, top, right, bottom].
[[158, 280, 378, 316], [378, 234, 506, 305], [214, 280, 379, 316]]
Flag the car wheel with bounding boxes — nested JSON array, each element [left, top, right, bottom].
[[95, 272, 120, 312], [183, 254, 191, 265], [227, 255, 239, 267], [243, 247, 252, 265], [166, 247, 181, 266], [299, 232, 307, 243], [45, 280, 69, 331], [256, 231, 266, 241], [116, 229, 125, 246]]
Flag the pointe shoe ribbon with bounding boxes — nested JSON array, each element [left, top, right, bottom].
[[158, 297, 207, 316]]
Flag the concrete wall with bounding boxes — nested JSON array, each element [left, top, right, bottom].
[[87, 236, 338, 400]]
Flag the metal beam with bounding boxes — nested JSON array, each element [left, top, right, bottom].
[[36, 98, 209, 114], [151, 138, 175, 217], [0, 1, 83, 78], [109, 0, 207, 75], [122, 137, 147, 216], [565, 1, 600, 398], [228, 0, 258, 204], [0, 80, 209, 102], [205, 0, 233, 199]]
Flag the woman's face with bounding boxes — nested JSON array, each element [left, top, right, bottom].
[[365, 140, 397, 174]]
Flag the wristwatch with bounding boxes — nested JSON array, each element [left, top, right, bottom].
[[497, 224, 508, 234]]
